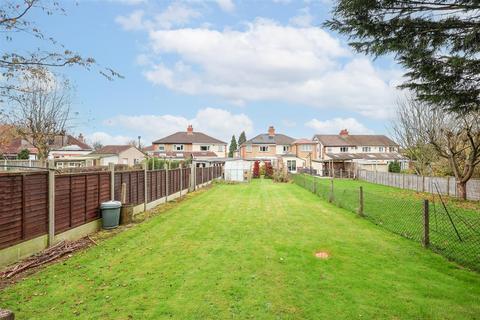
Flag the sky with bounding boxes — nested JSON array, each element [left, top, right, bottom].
[[7, 0, 405, 146]]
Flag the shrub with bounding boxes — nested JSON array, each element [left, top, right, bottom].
[[273, 169, 291, 183], [17, 149, 30, 160], [388, 160, 401, 173], [259, 163, 266, 177], [253, 161, 260, 178], [265, 161, 273, 178]]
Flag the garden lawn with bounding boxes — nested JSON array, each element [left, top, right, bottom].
[[294, 174, 480, 271], [1, 179, 480, 319]]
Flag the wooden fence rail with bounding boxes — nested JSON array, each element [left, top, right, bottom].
[[0, 165, 223, 251]]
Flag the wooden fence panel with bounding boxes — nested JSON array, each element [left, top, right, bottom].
[[0, 172, 48, 249]]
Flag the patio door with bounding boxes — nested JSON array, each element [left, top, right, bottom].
[[287, 160, 296, 172]]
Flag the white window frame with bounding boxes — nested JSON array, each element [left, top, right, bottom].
[[158, 144, 165, 151], [362, 146, 371, 152], [200, 145, 210, 151], [174, 144, 184, 151], [340, 147, 348, 152], [217, 145, 224, 152], [287, 160, 296, 172], [379, 146, 384, 152], [259, 146, 269, 152], [300, 144, 312, 152], [327, 147, 333, 153], [246, 145, 252, 152], [283, 145, 289, 153]]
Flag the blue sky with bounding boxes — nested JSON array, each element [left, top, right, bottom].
[[7, 0, 404, 145]]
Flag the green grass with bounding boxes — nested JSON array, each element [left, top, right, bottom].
[[293, 174, 480, 271], [1, 180, 480, 319]]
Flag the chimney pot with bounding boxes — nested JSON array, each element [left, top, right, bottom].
[[268, 126, 275, 137], [187, 125, 194, 135]]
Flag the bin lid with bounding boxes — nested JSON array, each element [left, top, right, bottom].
[[100, 200, 122, 209]]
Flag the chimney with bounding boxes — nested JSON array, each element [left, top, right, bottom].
[[268, 126, 275, 137], [187, 124, 194, 135], [339, 129, 349, 136], [78, 133, 84, 142]]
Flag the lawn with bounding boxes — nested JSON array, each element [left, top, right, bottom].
[[294, 174, 480, 271], [1, 179, 480, 319]]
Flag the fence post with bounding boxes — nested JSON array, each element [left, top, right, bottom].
[[423, 199, 430, 247], [446, 176, 450, 196], [48, 160, 55, 247], [313, 176, 317, 194], [121, 182, 127, 204], [358, 186, 364, 217], [165, 163, 169, 202], [109, 163, 115, 200], [179, 163, 183, 197], [143, 162, 148, 212], [190, 162, 196, 191], [329, 178, 334, 203], [422, 176, 425, 192]]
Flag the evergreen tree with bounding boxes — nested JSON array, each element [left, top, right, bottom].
[[228, 135, 237, 158], [17, 149, 30, 160], [238, 131, 247, 147], [326, 1, 480, 114]]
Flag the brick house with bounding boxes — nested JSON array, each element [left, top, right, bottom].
[[90, 145, 146, 166], [151, 125, 227, 159], [312, 129, 407, 175]]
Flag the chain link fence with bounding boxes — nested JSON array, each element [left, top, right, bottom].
[[292, 174, 480, 271]]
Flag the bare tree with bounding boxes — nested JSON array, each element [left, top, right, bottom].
[[424, 111, 480, 199], [1, 1, 121, 100], [390, 98, 438, 175], [5, 74, 72, 160], [92, 141, 104, 151]]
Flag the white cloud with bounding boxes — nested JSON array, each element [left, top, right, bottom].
[[216, 0, 235, 12], [97, 107, 253, 145], [115, 3, 200, 31], [143, 18, 401, 119], [86, 132, 133, 145], [289, 7, 314, 27], [305, 117, 374, 134], [115, 10, 145, 31]]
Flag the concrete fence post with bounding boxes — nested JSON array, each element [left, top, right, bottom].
[[358, 186, 364, 217], [423, 199, 430, 247], [143, 162, 148, 211], [109, 162, 115, 200], [447, 176, 450, 196], [48, 160, 55, 247], [121, 183, 127, 204]]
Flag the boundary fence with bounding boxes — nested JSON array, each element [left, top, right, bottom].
[[357, 169, 480, 201], [293, 174, 480, 271], [0, 165, 223, 252]]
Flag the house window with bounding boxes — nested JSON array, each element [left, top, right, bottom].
[[362, 146, 371, 152], [260, 146, 269, 152], [283, 145, 289, 153], [287, 160, 296, 172], [379, 147, 384, 152], [174, 144, 184, 151], [340, 147, 348, 152], [217, 145, 224, 152], [389, 147, 396, 152], [158, 144, 165, 151], [200, 145, 210, 151], [246, 145, 252, 152], [300, 144, 312, 152], [327, 147, 333, 153]]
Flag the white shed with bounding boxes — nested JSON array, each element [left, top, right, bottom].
[[224, 159, 252, 182]]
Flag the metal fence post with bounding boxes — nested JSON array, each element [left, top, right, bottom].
[[48, 160, 55, 247], [358, 186, 364, 217], [423, 199, 430, 247], [109, 162, 115, 200], [329, 178, 334, 203]]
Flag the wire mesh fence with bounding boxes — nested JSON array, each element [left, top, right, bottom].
[[292, 173, 480, 271]]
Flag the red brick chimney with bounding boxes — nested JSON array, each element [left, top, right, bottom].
[[268, 126, 275, 137], [339, 129, 349, 136], [187, 125, 193, 135], [78, 133, 84, 142]]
